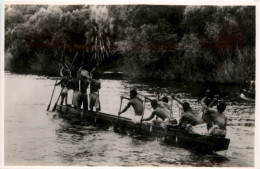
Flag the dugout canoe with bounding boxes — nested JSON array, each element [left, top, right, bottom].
[[240, 92, 255, 101], [55, 105, 230, 153], [240, 80, 255, 101]]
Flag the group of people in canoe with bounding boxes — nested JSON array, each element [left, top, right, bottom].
[[119, 88, 227, 137], [56, 67, 227, 138], [240, 79, 255, 100], [55, 67, 101, 113]]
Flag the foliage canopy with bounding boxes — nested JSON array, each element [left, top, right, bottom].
[[5, 5, 255, 82]]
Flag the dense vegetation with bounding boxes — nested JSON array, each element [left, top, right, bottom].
[[5, 5, 255, 83]]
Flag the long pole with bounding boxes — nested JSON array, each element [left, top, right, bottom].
[[52, 52, 78, 112], [47, 43, 66, 111], [47, 76, 59, 111]]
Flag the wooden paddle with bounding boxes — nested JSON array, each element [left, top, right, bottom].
[[138, 97, 146, 134], [98, 90, 101, 111], [51, 52, 78, 112], [136, 93, 152, 102], [114, 97, 123, 130], [170, 98, 173, 118], [47, 76, 59, 111]]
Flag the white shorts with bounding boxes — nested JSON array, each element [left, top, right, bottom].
[[209, 125, 226, 137], [160, 118, 170, 129], [190, 123, 208, 135], [132, 116, 142, 124], [89, 92, 100, 109]]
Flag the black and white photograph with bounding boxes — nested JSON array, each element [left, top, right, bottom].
[[1, 1, 258, 168]]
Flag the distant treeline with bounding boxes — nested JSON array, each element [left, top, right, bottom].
[[5, 5, 255, 83]]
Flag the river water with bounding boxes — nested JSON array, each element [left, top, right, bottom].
[[4, 72, 255, 167]]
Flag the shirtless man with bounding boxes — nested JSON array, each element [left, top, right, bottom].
[[161, 96, 171, 111], [55, 70, 72, 106], [170, 95, 204, 128], [72, 69, 90, 110], [201, 97, 227, 137], [118, 89, 143, 116], [141, 100, 171, 128], [89, 71, 101, 113], [200, 90, 219, 130]]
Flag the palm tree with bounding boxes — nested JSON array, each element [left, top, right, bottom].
[[85, 20, 111, 69]]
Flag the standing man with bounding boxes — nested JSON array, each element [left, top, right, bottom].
[[77, 69, 90, 111], [70, 69, 90, 110], [89, 71, 101, 113], [55, 70, 72, 106], [69, 71, 81, 108]]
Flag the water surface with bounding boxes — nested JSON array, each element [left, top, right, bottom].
[[4, 72, 255, 166]]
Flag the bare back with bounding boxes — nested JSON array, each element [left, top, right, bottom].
[[181, 109, 204, 126], [208, 108, 227, 130], [129, 98, 143, 116], [157, 101, 171, 114], [153, 107, 171, 121]]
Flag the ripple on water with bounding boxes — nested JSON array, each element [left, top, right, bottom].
[[4, 73, 255, 167]]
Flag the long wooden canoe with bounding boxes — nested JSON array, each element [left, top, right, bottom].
[[55, 105, 230, 153]]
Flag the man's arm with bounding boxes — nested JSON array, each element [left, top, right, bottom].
[[173, 97, 184, 106], [88, 78, 94, 83], [121, 95, 130, 100], [171, 94, 184, 105], [119, 102, 131, 115], [141, 111, 156, 122], [208, 98, 217, 108], [170, 115, 187, 127], [200, 96, 208, 109], [55, 79, 63, 86], [177, 116, 186, 127], [200, 90, 211, 108]]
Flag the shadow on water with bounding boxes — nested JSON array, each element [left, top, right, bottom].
[[187, 152, 230, 167]]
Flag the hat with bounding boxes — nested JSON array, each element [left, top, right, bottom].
[[81, 70, 89, 79]]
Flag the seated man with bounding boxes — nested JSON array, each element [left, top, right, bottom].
[[119, 89, 144, 119], [170, 95, 204, 131], [201, 97, 227, 137], [160, 96, 171, 111], [200, 90, 215, 130], [141, 100, 175, 128], [201, 90, 213, 107]]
